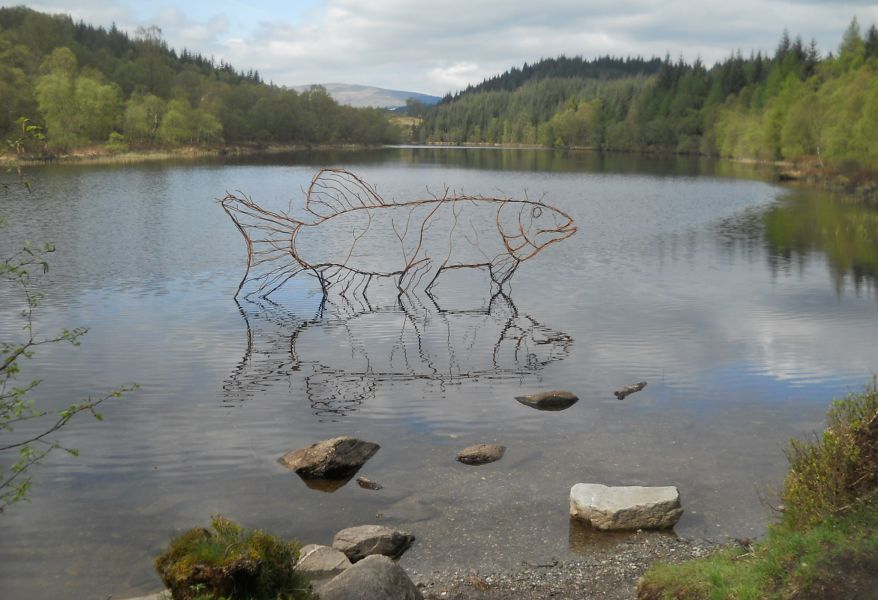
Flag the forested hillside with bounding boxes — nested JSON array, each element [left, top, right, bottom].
[[442, 56, 663, 99], [0, 7, 400, 151], [419, 20, 878, 171]]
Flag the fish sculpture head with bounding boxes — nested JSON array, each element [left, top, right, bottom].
[[498, 200, 577, 262]]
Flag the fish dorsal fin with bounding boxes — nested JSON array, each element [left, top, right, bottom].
[[305, 169, 386, 220]]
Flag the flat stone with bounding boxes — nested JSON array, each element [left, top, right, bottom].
[[279, 436, 379, 478], [295, 544, 351, 580], [515, 390, 579, 411], [569, 483, 683, 530], [456, 443, 506, 465], [319, 555, 423, 600], [332, 524, 415, 562]]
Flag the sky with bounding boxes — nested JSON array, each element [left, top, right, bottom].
[[7, 1, 878, 96]]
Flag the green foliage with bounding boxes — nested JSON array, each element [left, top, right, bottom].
[[0, 6, 400, 150], [123, 92, 164, 144], [0, 231, 138, 512], [155, 515, 314, 600], [781, 380, 878, 529], [33, 47, 124, 148], [1, 152, 136, 512], [421, 20, 878, 174], [105, 131, 128, 153], [638, 383, 878, 599], [638, 503, 878, 599]]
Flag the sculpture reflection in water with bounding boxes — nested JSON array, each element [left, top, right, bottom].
[[223, 294, 573, 421]]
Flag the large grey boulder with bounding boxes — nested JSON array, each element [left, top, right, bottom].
[[515, 390, 579, 411], [456, 443, 505, 465], [278, 436, 379, 478], [319, 555, 422, 600], [332, 524, 415, 562], [295, 544, 351, 581], [569, 483, 682, 530]]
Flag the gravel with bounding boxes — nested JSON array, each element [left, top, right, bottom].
[[406, 532, 715, 600]]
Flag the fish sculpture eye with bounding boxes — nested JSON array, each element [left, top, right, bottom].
[[220, 168, 577, 300]]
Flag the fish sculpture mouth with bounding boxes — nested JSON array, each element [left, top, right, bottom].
[[221, 168, 578, 300], [543, 220, 577, 237]]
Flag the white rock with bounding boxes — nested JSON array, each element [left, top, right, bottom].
[[569, 483, 682, 530]]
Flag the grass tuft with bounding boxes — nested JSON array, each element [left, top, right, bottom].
[[155, 515, 314, 600]]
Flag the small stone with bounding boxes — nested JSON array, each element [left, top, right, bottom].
[[332, 525, 415, 562], [456, 444, 505, 465], [320, 555, 423, 600], [279, 436, 379, 478], [614, 382, 647, 400], [357, 476, 383, 490], [569, 483, 682, 530], [515, 390, 579, 411]]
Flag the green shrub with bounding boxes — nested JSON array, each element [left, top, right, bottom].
[[155, 515, 314, 600], [105, 131, 128, 153], [781, 378, 878, 529]]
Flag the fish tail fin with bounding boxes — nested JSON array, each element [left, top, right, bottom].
[[220, 192, 307, 298]]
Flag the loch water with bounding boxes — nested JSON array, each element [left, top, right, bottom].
[[1, 147, 876, 599]]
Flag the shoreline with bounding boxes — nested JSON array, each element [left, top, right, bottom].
[[0, 142, 382, 168], [3, 143, 875, 201], [122, 531, 717, 600]]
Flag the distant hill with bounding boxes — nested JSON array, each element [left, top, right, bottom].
[[292, 83, 441, 109]]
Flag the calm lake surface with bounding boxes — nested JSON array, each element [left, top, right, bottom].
[[1, 148, 877, 599]]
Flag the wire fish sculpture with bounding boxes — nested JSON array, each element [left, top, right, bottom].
[[221, 168, 577, 299]]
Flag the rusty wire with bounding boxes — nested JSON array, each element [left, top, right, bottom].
[[221, 168, 577, 299]]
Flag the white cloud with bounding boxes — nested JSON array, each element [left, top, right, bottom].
[[10, 0, 878, 94], [429, 62, 484, 91]]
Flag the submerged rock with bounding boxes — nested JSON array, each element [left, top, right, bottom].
[[332, 525, 415, 562], [319, 555, 423, 600], [456, 443, 506, 465], [278, 436, 379, 479], [569, 483, 682, 530], [614, 381, 647, 400], [356, 476, 383, 490], [515, 390, 579, 411], [380, 495, 438, 523]]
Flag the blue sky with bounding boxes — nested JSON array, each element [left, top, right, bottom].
[[7, 1, 878, 95]]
